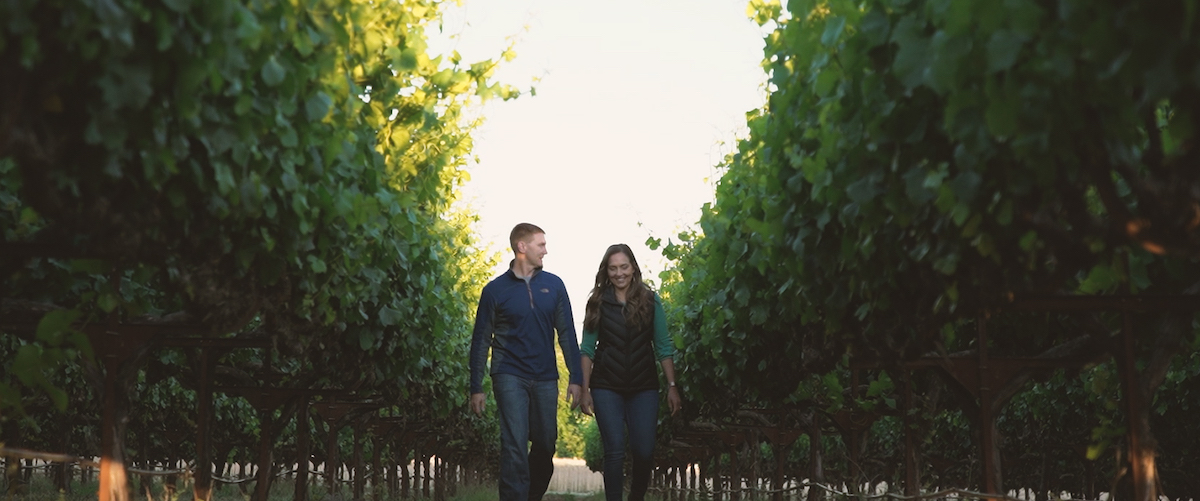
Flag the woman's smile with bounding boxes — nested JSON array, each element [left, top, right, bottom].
[[607, 252, 634, 291]]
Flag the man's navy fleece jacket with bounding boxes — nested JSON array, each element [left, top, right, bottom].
[[469, 267, 583, 394]]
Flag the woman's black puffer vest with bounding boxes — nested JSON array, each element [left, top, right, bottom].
[[589, 288, 658, 392]]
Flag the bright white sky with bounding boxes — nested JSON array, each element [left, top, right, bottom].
[[433, 0, 769, 336]]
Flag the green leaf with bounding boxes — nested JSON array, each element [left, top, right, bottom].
[[154, 13, 176, 51], [822, 372, 844, 402], [986, 30, 1026, 73], [261, 56, 286, 86], [431, 69, 454, 88], [891, 14, 931, 90], [396, 48, 420, 72], [984, 79, 1019, 137], [306, 92, 332, 121], [846, 176, 882, 204], [234, 93, 254, 115], [814, 68, 839, 97], [292, 29, 315, 56], [996, 200, 1013, 225], [859, 9, 890, 47], [868, 374, 894, 398], [213, 162, 235, 195], [97, 292, 120, 313], [0, 384, 23, 414], [904, 168, 936, 204], [749, 305, 768, 325], [68, 331, 94, 361], [1019, 231, 1039, 251], [45, 386, 68, 411], [162, 0, 191, 12], [1079, 264, 1119, 294], [279, 127, 298, 148], [1128, 251, 1152, 291], [18, 206, 39, 224], [1006, 0, 1045, 37], [359, 330, 376, 350], [379, 306, 402, 326], [99, 65, 153, 109], [36, 309, 81, 344], [951, 203, 970, 225], [933, 253, 960, 275], [928, 30, 971, 93], [1165, 110, 1196, 154], [69, 259, 109, 274], [950, 171, 981, 202], [820, 16, 846, 46], [12, 345, 44, 386]]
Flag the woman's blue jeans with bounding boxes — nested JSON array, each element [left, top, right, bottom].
[[493, 373, 559, 501], [591, 388, 658, 501]]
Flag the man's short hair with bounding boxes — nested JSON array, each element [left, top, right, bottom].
[[510, 223, 545, 253]]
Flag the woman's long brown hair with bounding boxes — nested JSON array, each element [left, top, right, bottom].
[[583, 244, 654, 332]]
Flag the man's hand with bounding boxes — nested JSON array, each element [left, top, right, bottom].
[[469, 392, 486, 416], [565, 383, 583, 410]]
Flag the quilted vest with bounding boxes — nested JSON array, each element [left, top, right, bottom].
[[589, 288, 658, 392]]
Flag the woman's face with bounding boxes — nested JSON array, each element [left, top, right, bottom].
[[606, 251, 634, 292]]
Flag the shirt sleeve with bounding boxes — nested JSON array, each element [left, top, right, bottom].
[[652, 293, 675, 360], [554, 280, 584, 386], [580, 328, 598, 358], [468, 286, 495, 394]]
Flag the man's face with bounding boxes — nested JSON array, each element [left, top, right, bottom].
[[520, 232, 548, 268]]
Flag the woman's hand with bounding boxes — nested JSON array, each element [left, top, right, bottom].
[[667, 386, 681, 416], [580, 389, 595, 416]]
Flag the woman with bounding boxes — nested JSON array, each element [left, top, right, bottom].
[[579, 244, 682, 501]]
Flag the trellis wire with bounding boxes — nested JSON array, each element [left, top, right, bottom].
[[1, 447, 440, 485], [648, 478, 1103, 501]]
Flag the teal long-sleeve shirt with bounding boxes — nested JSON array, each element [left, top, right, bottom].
[[580, 292, 675, 361]]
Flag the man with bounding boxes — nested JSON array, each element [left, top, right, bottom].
[[469, 222, 584, 501]]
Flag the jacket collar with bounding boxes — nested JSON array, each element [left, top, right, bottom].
[[506, 260, 542, 281]]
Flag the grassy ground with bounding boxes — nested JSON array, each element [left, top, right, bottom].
[[4, 474, 654, 501], [450, 485, 608, 501], [450, 484, 667, 501]]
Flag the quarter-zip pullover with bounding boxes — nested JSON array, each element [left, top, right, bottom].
[[469, 265, 583, 394]]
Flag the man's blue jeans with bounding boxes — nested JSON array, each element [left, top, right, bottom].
[[493, 373, 559, 501], [591, 388, 658, 501]]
